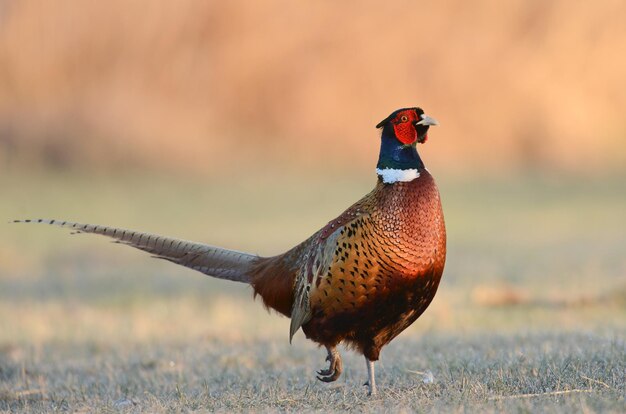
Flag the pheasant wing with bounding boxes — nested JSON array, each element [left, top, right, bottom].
[[289, 203, 370, 341]]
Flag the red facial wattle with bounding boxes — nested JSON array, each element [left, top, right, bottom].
[[392, 120, 418, 145]]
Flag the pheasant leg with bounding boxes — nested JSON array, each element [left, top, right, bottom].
[[316, 346, 343, 382], [363, 357, 377, 396]]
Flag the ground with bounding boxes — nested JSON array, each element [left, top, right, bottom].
[[1, 171, 625, 412]]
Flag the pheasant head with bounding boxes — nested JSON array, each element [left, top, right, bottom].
[[375, 107, 438, 183]]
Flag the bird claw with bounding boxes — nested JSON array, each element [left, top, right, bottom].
[[316, 346, 343, 383], [363, 381, 376, 396], [317, 373, 340, 383], [316, 363, 342, 382]]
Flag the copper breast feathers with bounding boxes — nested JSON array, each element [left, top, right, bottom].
[[289, 171, 446, 339]]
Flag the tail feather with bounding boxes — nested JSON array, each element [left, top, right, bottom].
[[14, 219, 256, 283]]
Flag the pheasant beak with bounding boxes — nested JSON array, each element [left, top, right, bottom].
[[415, 114, 439, 127]]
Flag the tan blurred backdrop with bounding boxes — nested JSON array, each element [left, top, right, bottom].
[[1, 0, 625, 176]]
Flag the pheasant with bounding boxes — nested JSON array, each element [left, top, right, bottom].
[[16, 107, 445, 395]]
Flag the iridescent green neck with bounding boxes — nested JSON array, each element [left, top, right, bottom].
[[376, 126, 424, 171]]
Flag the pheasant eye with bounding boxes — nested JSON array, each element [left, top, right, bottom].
[[400, 115, 408, 122]]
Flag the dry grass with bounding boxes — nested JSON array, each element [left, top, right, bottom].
[[0, 334, 623, 412], [0, 171, 625, 412]]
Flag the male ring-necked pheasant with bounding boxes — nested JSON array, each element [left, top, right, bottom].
[[16, 107, 446, 395]]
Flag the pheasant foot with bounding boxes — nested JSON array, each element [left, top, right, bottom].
[[316, 346, 343, 382]]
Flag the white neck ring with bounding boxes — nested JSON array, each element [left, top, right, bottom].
[[376, 168, 420, 184]]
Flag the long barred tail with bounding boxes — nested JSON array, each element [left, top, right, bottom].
[[13, 219, 257, 283]]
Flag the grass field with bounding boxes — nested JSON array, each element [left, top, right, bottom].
[[1, 171, 625, 412]]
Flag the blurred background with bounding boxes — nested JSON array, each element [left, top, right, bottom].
[[1, 0, 625, 347], [2, 0, 626, 174]]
